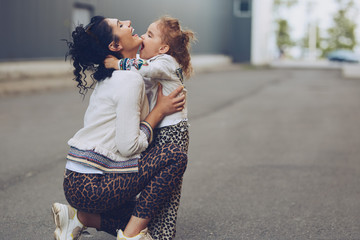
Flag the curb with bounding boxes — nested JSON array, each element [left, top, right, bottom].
[[342, 64, 360, 79], [0, 60, 73, 82], [0, 55, 233, 96], [270, 60, 360, 79]]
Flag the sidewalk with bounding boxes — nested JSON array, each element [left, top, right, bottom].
[[270, 59, 360, 79], [1, 56, 359, 96], [0, 54, 233, 96]]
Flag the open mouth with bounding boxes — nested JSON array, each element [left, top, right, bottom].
[[140, 43, 145, 50]]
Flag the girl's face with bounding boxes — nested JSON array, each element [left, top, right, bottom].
[[140, 21, 169, 60], [106, 18, 142, 54]]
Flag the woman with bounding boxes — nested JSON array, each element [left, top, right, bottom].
[[104, 16, 195, 240], [52, 16, 187, 240]]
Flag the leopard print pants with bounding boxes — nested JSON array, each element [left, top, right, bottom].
[[150, 120, 189, 153], [63, 143, 187, 236], [147, 121, 189, 240]]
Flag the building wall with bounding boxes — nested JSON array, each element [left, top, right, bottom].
[[0, 0, 73, 60], [0, 0, 273, 63], [231, 0, 252, 62], [251, 0, 274, 65], [0, 0, 235, 61], [95, 0, 235, 55]]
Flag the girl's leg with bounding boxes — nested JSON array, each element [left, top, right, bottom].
[[148, 179, 183, 239], [147, 121, 189, 240], [123, 216, 151, 237], [123, 144, 187, 237], [134, 144, 187, 219], [103, 143, 187, 238]]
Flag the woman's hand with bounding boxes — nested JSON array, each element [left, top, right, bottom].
[[144, 84, 186, 129], [104, 55, 120, 70]]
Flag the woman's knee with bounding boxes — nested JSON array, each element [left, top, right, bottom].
[[164, 144, 188, 172]]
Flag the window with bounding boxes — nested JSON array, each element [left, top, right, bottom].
[[233, 0, 252, 18]]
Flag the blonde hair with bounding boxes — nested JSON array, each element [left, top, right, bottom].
[[157, 16, 196, 78]]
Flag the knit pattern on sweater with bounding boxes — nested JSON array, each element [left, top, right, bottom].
[[67, 147, 139, 173]]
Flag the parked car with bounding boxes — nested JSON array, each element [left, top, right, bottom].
[[327, 49, 359, 63]]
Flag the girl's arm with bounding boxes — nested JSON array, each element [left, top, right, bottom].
[[104, 55, 176, 81], [133, 57, 175, 80]]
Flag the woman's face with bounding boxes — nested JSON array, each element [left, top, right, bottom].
[[106, 18, 142, 53], [140, 21, 168, 60]]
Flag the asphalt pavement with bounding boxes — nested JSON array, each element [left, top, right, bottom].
[[1, 65, 360, 239]]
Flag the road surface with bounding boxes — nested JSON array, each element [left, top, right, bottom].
[[1, 67, 360, 239]]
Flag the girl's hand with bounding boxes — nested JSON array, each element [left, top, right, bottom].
[[104, 55, 120, 70], [155, 84, 186, 116]]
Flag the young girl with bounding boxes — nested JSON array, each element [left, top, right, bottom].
[[105, 16, 195, 240], [105, 15, 194, 153]]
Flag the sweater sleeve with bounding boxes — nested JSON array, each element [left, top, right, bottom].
[[113, 72, 150, 157], [131, 57, 176, 80]]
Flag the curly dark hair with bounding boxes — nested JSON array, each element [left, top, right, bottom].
[[65, 16, 123, 95]]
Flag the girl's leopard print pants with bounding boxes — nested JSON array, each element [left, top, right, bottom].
[[147, 121, 189, 240]]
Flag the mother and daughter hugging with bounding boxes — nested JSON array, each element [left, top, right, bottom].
[[51, 14, 196, 240]]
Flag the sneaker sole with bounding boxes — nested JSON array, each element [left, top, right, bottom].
[[52, 203, 69, 240]]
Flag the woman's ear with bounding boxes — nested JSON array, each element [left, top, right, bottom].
[[159, 45, 170, 54], [108, 41, 123, 52]]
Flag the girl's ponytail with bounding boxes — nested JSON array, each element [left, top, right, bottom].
[[158, 16, 196, 79]]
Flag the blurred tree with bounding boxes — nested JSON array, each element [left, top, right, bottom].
[[276, 19, 295, 58], [274, 0, 298, 9], [323, 0, 357, 56], [273, 0, 298, 58]]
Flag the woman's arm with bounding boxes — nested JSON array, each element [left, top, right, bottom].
[[114, 74, 185, 157], [144, 83, 185, 129], [115, 74, 149, 157]]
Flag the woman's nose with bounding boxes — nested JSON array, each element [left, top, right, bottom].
[[124, 20, 131, 27]]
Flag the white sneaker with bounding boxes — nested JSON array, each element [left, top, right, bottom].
[[117, 228, 153, 240], [52, 202, 86, 240]]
